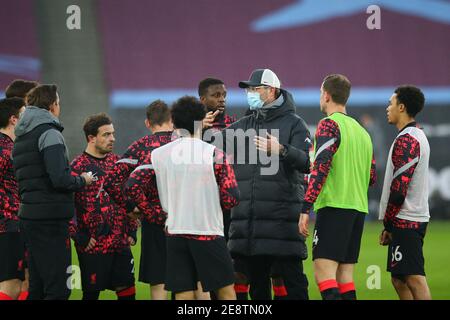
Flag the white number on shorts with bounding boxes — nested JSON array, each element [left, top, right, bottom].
[[313, 230, 319, 246], [391, 245, 403, 262]]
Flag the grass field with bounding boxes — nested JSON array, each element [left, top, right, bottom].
[[69, 221, 450, 300]]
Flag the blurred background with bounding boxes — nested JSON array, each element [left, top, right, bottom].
[[1, 0, 450, 222]]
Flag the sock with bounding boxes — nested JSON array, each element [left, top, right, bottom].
[[338, 282, 356, 300], [234, 284, 249, 300], [116, 286, 136, 300], [318, 279, 342, 300], [82, 291, 100, 300], [273, 285, 288, 300], [0, 292, 13, 300], [17, 291, 29, 301]]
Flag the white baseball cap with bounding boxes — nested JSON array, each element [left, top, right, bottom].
[[238, 68, 281, 89]]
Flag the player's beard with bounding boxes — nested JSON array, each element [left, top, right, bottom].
[[207, 105, 225, 114], [96, 143, 113, 155]]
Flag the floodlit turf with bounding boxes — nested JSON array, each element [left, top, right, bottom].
[[68, 221, 450, 300]]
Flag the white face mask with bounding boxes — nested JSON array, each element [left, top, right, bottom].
[[247, 92, 264, 110]]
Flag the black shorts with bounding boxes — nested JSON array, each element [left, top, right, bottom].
[[165, 236, 235, 292], [139, 221, 166, 285], [0, 232, 25, 282], [77, 247, 135, 292], [312, 207, 365, 264], [387, 223, 428, 278]]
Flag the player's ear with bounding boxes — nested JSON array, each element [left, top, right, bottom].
[[324, 91, 331, 103], [87, 134, 96, 143], [398, 103, 406, 113], [9, 115, 18, 126], [270, 87, 276, 99], [145, 119, 151, 129]]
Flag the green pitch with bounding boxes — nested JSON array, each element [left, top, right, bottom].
[[69, 221, 450, 300]]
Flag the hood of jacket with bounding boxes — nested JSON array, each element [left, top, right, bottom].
[[15, 106, 63, 137], [255, 89, 296, 122]]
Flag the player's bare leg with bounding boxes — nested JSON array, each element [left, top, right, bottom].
[[194, 281, 211, 300], [0, 279, 22, 300], [336, 264, 354, 283], [405, 275, 431, 300], [215, 284, 236, 300], [314, 258, 339, 283], [336, 264, 357, 300], [314, 258, 341, 300], [151, 283, 168, 300], [176, 290, 195, 300], [391, 277, 413, 300]]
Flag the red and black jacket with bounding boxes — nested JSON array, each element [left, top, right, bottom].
[[0, 132, 20, 233], [70, 152, 138, 254], [103, 131, 173, 221]]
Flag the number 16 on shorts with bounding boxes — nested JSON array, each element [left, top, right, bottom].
[[391, 245, 403, 268]]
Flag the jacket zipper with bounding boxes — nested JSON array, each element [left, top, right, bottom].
[[248, 118, 261, 255]]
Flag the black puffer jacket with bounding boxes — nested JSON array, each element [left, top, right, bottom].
[[12, 106, 86, 220], [216, 89, 311, 258]]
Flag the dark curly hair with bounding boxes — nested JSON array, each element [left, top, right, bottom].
[[394, 85, 425, 117], [0, 98, 24, 129], [198, 78, 224, 97], [83, 112, 113, 141], [171, 96, 206, 135]]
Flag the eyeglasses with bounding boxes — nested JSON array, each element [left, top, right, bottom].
[[245, 86, 269, 93]]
